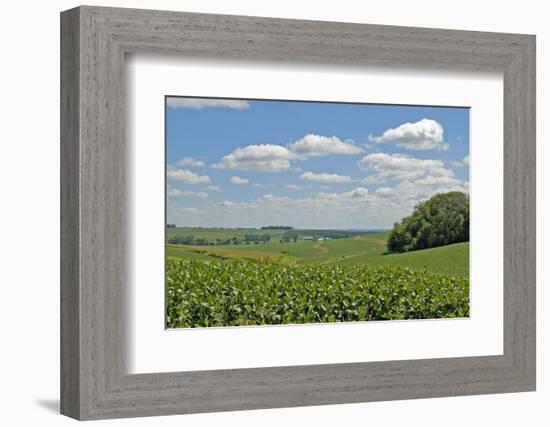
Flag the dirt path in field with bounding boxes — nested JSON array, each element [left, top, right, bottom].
[[313, 242, 329, 255], [317, 238, 387, 265]]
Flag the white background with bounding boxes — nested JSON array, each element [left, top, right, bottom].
[[0, 1, 546, 426], [128, 57, 503, 373]]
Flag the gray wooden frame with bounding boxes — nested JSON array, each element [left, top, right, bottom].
[[60, 5, 536, 421]]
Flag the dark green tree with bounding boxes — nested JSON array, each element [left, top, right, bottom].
[[387, 223, 412, 253], [387, 191, 469, 253]]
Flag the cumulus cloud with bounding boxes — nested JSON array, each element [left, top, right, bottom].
[[299, 171, 355, 183], [208, 187, 378, 228], [169, 177, 467, 229], [167, 155, 467, 229], [288, 134, 363, 158], [220, 187, 370, 213], [212, 144, 293, 172], [285, 184, 311, 190], [166, 97, 250, 110], [374, 179, 467, 204], [167, 185, 208, 198], [176, 157, 204, 168], [167, 168, 211, 184], [221, 200, 238, 208], [358, 152, 454, 182], [374, 187, 393, 197], [213, 134, 363, 172], [230, 176, 250, 185], [414, 176, 461, 186], [171, 206, 201, 214], [368, 118, 448, 151], [345, 187, 369, 198], [451, 155, 470, 168]]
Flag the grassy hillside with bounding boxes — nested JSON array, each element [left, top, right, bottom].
[[167, 244, 296, 264], [336, 241, 469, 277], [167, 229, 468, 277]]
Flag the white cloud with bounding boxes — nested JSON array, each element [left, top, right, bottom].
[[345, 187, 369, 198], [167, 168, 211, 184], [358, 152, 454, 182], [213, 134, 363, 172], [167, 185, 208, 198], [299, 171, 355, 183], [219, 187, 371, 214], [374, 187, 393, 197], [451, 155, 470, 168], [171, 206, 201, 214], [384, 179, 467, 202], [288, 134, 363, 158], [213, 144, 293, 172], [285, 184, 311, 190], [203, 185, 221, 192], [209, 187, 378, 228], [414, 176, 461, 186], [221, 200, 238, 208], [176, 157, 204, 168], [167, 186, 182, 197], [230, 176, 250, 185], [368, 118, 448, 151], [320, 185, 330, 190], [166, 97, 250, 110], [169, 177, 467, 229]]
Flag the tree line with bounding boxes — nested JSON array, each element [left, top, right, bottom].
[[168, 233, 271, 246]]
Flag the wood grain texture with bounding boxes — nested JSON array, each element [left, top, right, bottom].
[[60, 5, 536, 420], [60, 7, 80, 419]]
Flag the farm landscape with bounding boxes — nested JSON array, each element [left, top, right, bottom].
[[166, 224, 468, 277], [165, 97, 470, 328]]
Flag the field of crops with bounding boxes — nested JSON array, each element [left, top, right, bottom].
[[165, 227, 470, 328], [166, 259, 469, 328]]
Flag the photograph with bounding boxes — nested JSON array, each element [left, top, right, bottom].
[[165, 96, 470, 328]]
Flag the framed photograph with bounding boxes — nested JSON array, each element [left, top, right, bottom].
[[164, 96, 471, 329], [61, 6, 536, 420]]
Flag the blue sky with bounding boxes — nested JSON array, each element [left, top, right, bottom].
[[166, 97, 469, 229]]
